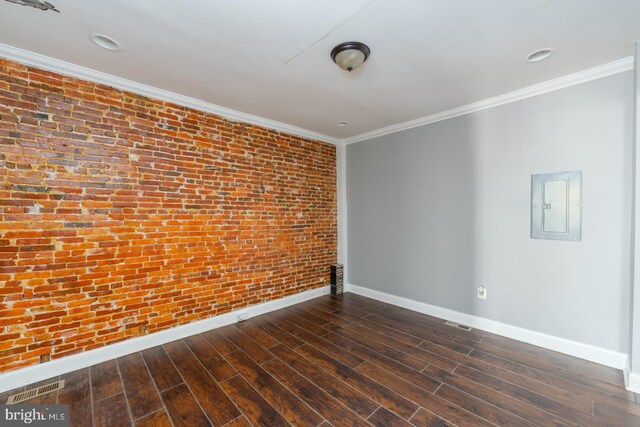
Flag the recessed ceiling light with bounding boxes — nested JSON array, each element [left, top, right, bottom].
[[91, 34, 121, 51], [336, 121, 349, 127], [527, 48, 553, 63]]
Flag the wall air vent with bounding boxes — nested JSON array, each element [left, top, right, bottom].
[[445, 321, 473, 331], [6, 380, 65, 404], [3, 0, 59, 12]]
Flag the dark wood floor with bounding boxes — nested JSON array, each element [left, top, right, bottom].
[[2, 293, 639, 426]]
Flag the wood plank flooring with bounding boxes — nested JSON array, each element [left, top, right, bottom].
[[2, 293, 639, 426]]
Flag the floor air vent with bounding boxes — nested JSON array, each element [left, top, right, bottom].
[[6, 380, 65, 404], [445, 321, 473, 331]]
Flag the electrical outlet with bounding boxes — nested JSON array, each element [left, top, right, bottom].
[[477, 286, 487, 300]]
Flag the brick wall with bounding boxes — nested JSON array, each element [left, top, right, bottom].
[[0, 58, 337, 373]]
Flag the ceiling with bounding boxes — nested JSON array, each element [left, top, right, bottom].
[[0, 0, 639, 142]]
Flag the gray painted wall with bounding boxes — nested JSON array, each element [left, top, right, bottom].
[[631, 44, 640, 371], [347, 72, 633, 353]]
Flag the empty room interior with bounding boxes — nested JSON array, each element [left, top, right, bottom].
[[2, 0, 640, 426]]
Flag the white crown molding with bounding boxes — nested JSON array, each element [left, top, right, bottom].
[[1, 43, 632, 148], [346, 284, 629, 371], [0, 285, 330, 393], [345, 56, 634, 144], [0, 43, 342, 146]]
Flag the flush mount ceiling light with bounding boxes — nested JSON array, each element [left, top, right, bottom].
[[336, 121, 349, 127], [527, 48, 553, 63], [91, 34, 121, 51], [3, 0, 59, 12], [331, 42, 370, 72]]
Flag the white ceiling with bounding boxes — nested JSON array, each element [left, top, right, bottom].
[[0, 0, 639, 141]]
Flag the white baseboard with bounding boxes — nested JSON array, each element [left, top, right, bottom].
[[346, 283, 629, 371], [628, 372, 640, 393], [0, 285, 330, 393]]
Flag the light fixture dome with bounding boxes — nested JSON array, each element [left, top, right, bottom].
[[331, 42, 370, 72]]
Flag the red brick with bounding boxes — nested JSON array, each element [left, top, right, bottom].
[[0, 57, 336, 373]]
